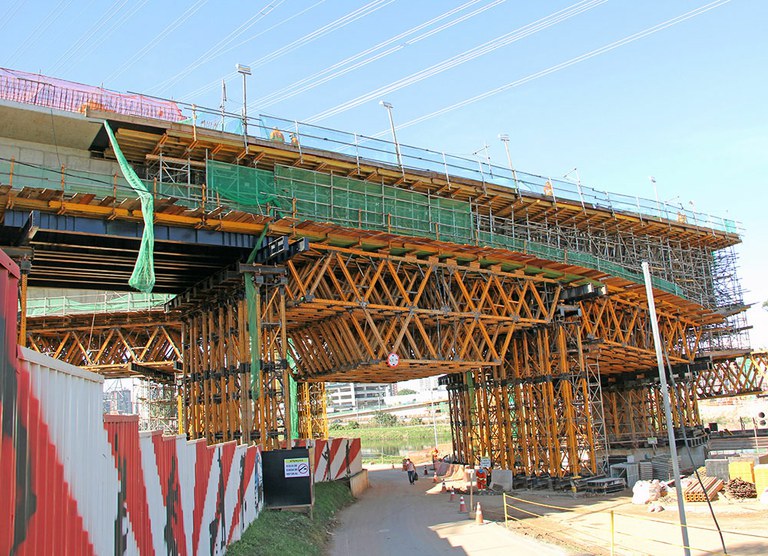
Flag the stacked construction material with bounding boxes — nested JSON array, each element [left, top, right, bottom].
[[724, 478, 757, 499], [755, 464, 768, 498], [728, 459, 755, 483], [639, 461, 654, 481], [683, 476, 724, 502], [705, 458, 730, 481], [651, 455, 683, 480]]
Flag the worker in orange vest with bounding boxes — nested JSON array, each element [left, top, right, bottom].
[[431, 447, 439, 469], [475, 467, 488, 491], [269, 127, 285, 143]]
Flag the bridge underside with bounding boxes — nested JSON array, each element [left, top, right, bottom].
[[18, 236, 767, 476]]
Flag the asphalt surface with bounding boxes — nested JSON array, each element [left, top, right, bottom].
[[329, 466, 568, 556]]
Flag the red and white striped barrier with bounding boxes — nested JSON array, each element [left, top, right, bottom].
[[312, 438, 362, 482], [0, 250, 263, 556]]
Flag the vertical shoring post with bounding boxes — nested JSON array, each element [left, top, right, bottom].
[[280, 284, 290, 446], [239, 297, 251, 443]]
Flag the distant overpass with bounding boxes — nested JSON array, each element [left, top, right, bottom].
[[328, 399, 449, 421]]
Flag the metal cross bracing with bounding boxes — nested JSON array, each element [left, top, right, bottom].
[[578, 295, 701, 373], [24, 310, 182, 379], [602, 381, 701, 448], [284, 245, 563, 382], [696, 351, 768, 399]]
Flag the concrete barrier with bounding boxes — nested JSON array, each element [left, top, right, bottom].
[[349, 469, 370, 497]]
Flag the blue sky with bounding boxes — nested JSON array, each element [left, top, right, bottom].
[[2, 0, 766, 346]]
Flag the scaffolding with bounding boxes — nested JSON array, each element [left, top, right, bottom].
[[135, 378, 178, 433]]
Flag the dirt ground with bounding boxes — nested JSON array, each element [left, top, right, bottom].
[[432, 473, 768, 556]]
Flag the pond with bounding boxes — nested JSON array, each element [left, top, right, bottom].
[[360, 433, 452, 461]]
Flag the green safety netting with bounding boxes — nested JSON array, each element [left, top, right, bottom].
[[207, 158, 689, 298], [104, 122, 155, 292], [207, 160, 286, 213]]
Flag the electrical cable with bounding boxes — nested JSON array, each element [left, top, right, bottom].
[[372, 0, 733, 136], [253, 0, 504, 111], [103, 0, 209, 84], [180, 0, 392, 101], [5, 0, 76, 67], [305, 0, 607, 123], [180, 0, 327, 100], [149, 0, 287, 95], [47, 0, 132, 75], [50, 0, 153, 76], [0, 0, 26, 34]]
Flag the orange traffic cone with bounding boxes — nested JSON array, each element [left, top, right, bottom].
[[475, 502, 484, 524], [433, 472, 438, 483], [441, 480, 447, 492], [458, 496, 466, 513], [449, 487, 455, 501]]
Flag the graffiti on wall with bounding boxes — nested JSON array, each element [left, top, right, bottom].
[[0, 249, 263, 556]]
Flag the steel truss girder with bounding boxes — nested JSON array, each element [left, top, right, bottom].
[[696, 352, 768, 399], [579, 296, 701, 372], [25, 317, 181, 378], [285, 246, 562, 380]]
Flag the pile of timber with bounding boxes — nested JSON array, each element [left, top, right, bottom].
[[683, 476, 724, 502], [724, 478, 757, 499]]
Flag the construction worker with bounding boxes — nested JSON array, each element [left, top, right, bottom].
[[475, 466, 487, 491], [431, 447, 439, 469], [269, 126, 285, 143], [289, 132, 299, 147]]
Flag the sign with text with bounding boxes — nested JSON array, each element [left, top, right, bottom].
[[480, 457, 491, 468], [285, 457, 311, 478]]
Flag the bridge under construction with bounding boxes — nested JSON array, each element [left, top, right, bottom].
[[1, 68, 765, 480]]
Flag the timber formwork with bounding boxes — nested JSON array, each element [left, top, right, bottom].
[[0, 93, 758, 478]]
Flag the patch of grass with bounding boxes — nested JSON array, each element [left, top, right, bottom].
[[227, 481, 354, 556], [352, 424, 451, 443]]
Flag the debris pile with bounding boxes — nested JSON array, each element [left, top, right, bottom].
[[724, 478, 757, 499], [631, 479, 666, 505]]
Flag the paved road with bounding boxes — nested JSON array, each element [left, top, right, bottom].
[[329, 467, 568, 556]]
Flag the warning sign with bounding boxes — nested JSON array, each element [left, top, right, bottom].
[[284, 457, 311, 478]]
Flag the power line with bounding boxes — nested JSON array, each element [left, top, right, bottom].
[[149, 0, 287, 95], [49, 0, 152, 76], [0, 0, 26, 34], [180, 0, 329, 100], [383, 0, 733, 135], [305, 0, 607, 123], [253, 0, 505, 111], [181, 0, 394, 102], [5, 0, 76, 67], [103, 0, 210, 85]]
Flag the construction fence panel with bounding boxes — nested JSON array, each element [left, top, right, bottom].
[[0, 254, 263, 555], [311, 438, 363, 483]]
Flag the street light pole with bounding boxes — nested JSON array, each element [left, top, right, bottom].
[[642, 261, 691, 556], [236, 64, 251, 154], [379, 100, 402, 168], [498, 134, 519, 192]]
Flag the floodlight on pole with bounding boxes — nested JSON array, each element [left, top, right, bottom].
[[236, 64, 251, 153], [379, 100, 402, 168], [563, 167, 585, 210], [649, 176, 660, 217], [498, 133, 519, 192]]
